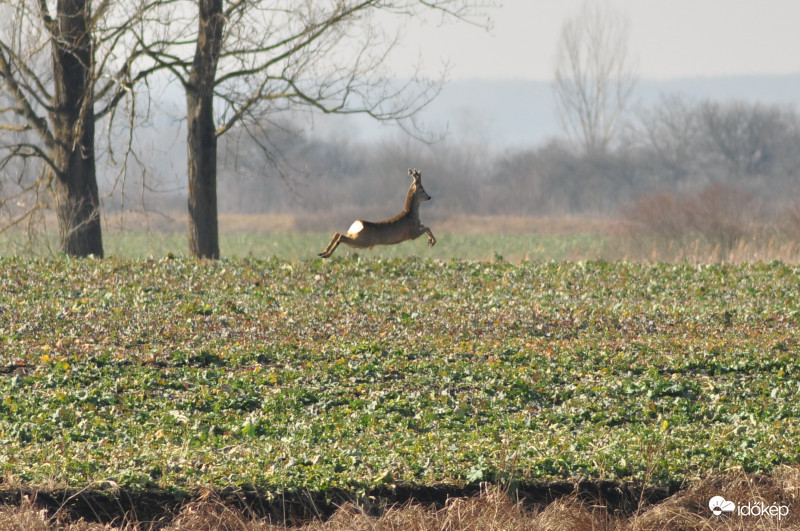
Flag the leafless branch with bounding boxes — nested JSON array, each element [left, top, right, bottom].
[[0, 47, 55, 148]]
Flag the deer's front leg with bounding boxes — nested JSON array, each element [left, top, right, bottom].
[[425, 227, 436, 247]]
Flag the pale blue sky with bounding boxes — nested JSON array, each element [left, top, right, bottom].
[[392, 0, 800, 80]]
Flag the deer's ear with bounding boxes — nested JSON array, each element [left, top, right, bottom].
[[408, 169, 413, 176]]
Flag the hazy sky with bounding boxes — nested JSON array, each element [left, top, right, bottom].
[[394, 0, 800, 81]]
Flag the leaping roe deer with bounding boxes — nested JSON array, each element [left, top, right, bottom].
[[318, 169, 436, 258]]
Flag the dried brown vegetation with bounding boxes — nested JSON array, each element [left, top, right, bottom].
[[3, 469, 800, 530], [621, 182, 800, 263]]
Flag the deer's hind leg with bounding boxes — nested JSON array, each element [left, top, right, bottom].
[[319, 232, 360, 258], [319, 233, 343, 258]]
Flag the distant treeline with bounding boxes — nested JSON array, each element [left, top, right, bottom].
[[127, 96, 800, 233]]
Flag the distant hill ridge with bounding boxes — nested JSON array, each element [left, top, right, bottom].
[[343, 73, 800, 148]]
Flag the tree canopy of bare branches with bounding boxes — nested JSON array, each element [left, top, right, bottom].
[[552, 1, 637, 155]]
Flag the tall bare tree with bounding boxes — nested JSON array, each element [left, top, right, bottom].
[[552, 1, 637, 155], [0, 0, 154, 256], [142, 0, 493, 259]]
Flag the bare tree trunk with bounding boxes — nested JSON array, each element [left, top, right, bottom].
[[185, 0, 224, 259], [186, 90, 219, 259], [51, 0, 104, 257]]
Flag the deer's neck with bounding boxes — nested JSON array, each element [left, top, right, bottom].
[[404, 187, 420, 221]]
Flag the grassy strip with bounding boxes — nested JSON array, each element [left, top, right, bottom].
[[0, 230, 611, 262], [1, 257, 799, 495]]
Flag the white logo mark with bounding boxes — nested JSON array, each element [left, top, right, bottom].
[[709, 496, 735, 517]]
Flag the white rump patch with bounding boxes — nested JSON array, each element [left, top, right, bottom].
[[347, 220, 364, 235]]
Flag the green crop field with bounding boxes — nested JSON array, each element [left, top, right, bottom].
[[2, 256, 799, 501]]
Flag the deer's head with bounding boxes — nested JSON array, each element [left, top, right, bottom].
[[408, 169, 431, 201]]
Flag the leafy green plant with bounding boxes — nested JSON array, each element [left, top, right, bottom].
[[1, 257, 799, 495]]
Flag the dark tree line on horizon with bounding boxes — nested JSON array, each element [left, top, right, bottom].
[[200, 96, 800, 227]]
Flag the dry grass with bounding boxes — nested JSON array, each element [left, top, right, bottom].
[[427, 215, 615, 236], [7, 203, 800, 263], [627, 467, 800, 531], [102, 212, 299, 234], [620, 183, 800, 264], [616, 235, 800, 264], [3, 470, 800, 530], [0, 494, 115, 531], [103, 212, 613, 236], [91, 208, 800, 264]]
